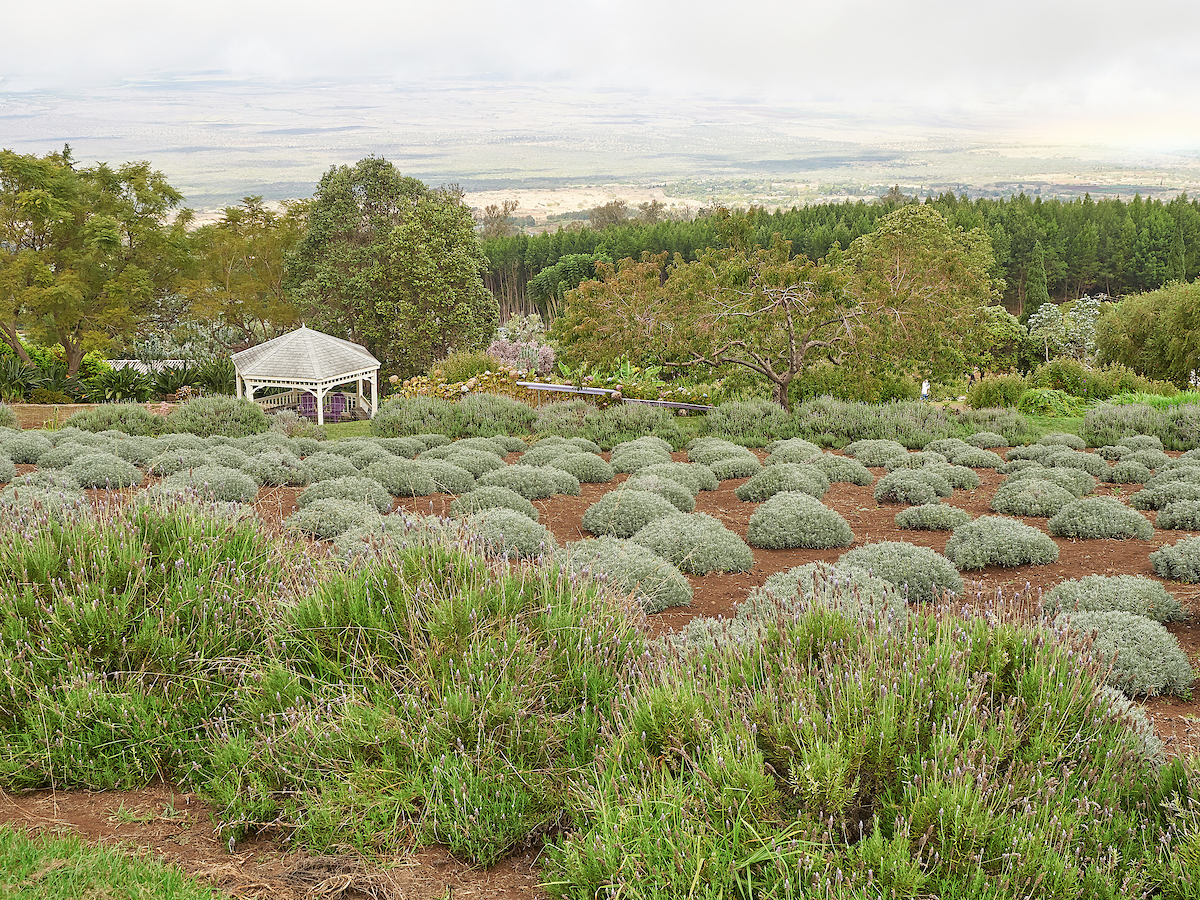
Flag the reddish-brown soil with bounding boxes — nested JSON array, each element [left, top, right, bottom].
[[3, 446, 1199, 899]]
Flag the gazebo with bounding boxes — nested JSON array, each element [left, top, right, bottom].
[[231, 326, 381, 426]]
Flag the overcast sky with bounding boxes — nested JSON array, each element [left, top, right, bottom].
[[4, 0, 1200, 150]]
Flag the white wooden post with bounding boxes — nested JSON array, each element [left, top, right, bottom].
[[356, 377, 364, 414], [370, 372, 378, 418], [316, 386, 325, 427]]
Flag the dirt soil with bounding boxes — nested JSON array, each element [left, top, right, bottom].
[[3, 447, 1199, 899]]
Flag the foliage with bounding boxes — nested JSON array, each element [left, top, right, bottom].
[[165, 464, 260, 505], [990, 477, 1077, 517], [0, 431, 51, 464], [1027, 294, 1109, 361], [449, 485, 539, 521], [837, 540, 963, 602], [363, 457, 437, 498], [298, 476, 393, 515], [895, 502, 972, 531], [287, 157, 497, 378], [243, 449, 312, 487], [754, 561, 909, 621], [637, 462, 705, 495], [965, 429, 1008, 448], [63, 451, 143, 488], [686, 437, 757, 466], [609, 446, 672, 475], [414, 458, 475, 495], [959, 406, 1032, 444], [844, 438, 908, 466], [804, 452, 874, 485], [872, 469, 952, 505], [1007, 463, 1096, 496], [1157, 500, 1200, 531], [1045, 500, 1151, 544], [1043, 447, 1109, 478], [746, 491, 853, 549], [476, 464, 578, 500], [582, 489, 681, 539], [0, 148, 188, 375], [1043, 575, 1184, 623], [707, 454, 762, 481], [943, 515, 1060, 570], [1017, 388, 1088, 417], [1150, 536, 1200, 583], [966, 373, 1026, 409], [1059, 611, 1194, 698], [88, 366, 154, 403], [1022, 239, 1051, 320], [631, 512, 754, 575], [485, 337, 556, 377], [735, 463, 829, 502], [1096, 279, 1200, 387], [372, 393, 537, 440], [0, 404, 14, 430], [163, 396, 268, 438], [623, 473, 695, 512], [764, 436, 824, 463], [706, 399, 793, 447], [1107, 460, 1154, 484], [463, 507, 554, 559], [556, 537, 692, 614], [62, 402, 165, 436], [544, 451, 615, 485], [1132, 479, 1200, 511]]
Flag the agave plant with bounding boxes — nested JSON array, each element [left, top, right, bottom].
[[0, 356, 44, 402], [195, 356, 236, 395], [151, 362, 197, 399], [88, 366, 153, 402]]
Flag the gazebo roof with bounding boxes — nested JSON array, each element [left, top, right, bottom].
[[232, 326, 380, 383]]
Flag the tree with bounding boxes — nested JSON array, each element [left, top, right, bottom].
[[552, 206, 1002, 410], [1168, 216, 1187, 283], [1022, 240, 1050, 321], [636, 199, 666, 224], [1097, 281, 1200, 387], [183, 196, 305, 349], [286, 157, 498, 378], [477, 199, 520, 240], [0, 147, 188, 376], [589, 200, 629, 230]]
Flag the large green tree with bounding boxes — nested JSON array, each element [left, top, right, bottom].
[[287, 157, 497, 377], [0, 147, 188, 375], [553, 206, 1001, 410], [1097, 280, 1200, 386]]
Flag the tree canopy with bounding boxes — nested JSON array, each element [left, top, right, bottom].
[[0, 147, 188, 375], [286, 157, 497, 378], [1096, 280, 1200, 387]]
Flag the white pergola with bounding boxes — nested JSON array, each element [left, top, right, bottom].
[[232, 326, 381, 427]]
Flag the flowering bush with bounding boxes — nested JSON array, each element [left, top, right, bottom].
[[486, 338, 556, 377]]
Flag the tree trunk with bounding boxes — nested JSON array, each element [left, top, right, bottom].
[[63, 341, 85, 379], [774, 377, 792, 413], [0, 323, 32, 365]]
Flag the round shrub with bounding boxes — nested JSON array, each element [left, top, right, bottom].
[[610, 447, 672, 474], [364, 457, 437, 497], [884, 450, 948, 471], [1131, 480, 1200, 511], [998, 458, 1045, 476], [1117, 434, 1164, 452], [36, 443, 96, 470], [924, 437, 971, 456], [449, 485, 538, 521], [943, 516, 1059, 570], [895, 503, 971, 531], [624, 473, 695, 512], [101, 434, 159, 467], [631, 513, 754, 575], [545, 452, 615, 484], [286, 497, 379, 541], [990, 478, 1076, 518], [837, 541, 963, 603], [373, 437, 425, 459], [519, 441, 578, 467], [946, 446, 1005, 469], [1048, 497, 1154, 541], [1058, 611, 1194, 698], [1006, 465, 1095, 497], [298, 475, 393, 514], [735, 464, 829, 502], [618, 435, 674, 455], [965, 431, 1007, 449], [477, 464, 578, 499], [1039, 431, 1086, 450], [48, 427, 105, 447], [558, 536, 692, 614], [349, 443, 394, 470], [873, 469, 952, 506], [929, 463, 981, 491], [415, 459, 476, 495], [413, 433, 452, 451], [304, 451, 360, 481], [0, 431, 52, 464], [63, 451, 144, 488], [1156, 500, 1200, 531], [236, 431, 300, 456], [1122, 449, 1169, 471], [0, 454, 13, 485], [1106, 460, 1153, 485], [637, 462, 702, 496], [844, 439, 908, 467], [687, 438, 756, 466], [155, 433, 207, 452], [1044, 575, 1184, 623], [244, 450, 312, 487], [0, 404, 14, 429], [165, 464, 259, 504], [707, 454, 762, 481], [689, 463, 719, 492], [755, 561, 909, 620], [582, 489, 681, 539], [1150, 536, 1200, 583], [450, 436, 513, 457], [1097, 445, 1132, 461], [147, 448, 211, 477], [63, 402, 165, 436], [805, 453, 874, 486], [1043, 449, 1109, 479], [464, 507, 554, 559], [164, 396, 268, 438], [1005, 444, 1058, 463], [746, 491, 853, 550], [764, 438, 823, 465]]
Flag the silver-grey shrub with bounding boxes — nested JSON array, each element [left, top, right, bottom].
[[1048, 497, 1154, 541], [147, 448, 210, 477], [477, 463, 579, 499], [990, 478, 1076, 518], [304, 451, 360, 481], [1131, 480, 1200, 510], [1006, 464, 1095, 497], [965, 430, 1007, 449], [449, 485, 538, 521], [545, 452, 615, 484], [946, 446, 1005, 469], [873, 469, 952, 505], [364, 457, 437, 497], [165, 464, 259, 504], [746, 491, 853, 550], [884, 450, 948, 471], [1058, 610, 1194, 698], [844, 439, 908, 467], [805, 453, 874, 486], [582, 489, 680, 539], [708, 454, 762, 481], [895, 503, 971, 531], [415, 459, 476, 495], [764, 438, 823, 465], [624, 473, 695, 512], [756, 561, 909, 620], [1096, 445, 1132, 461], [1039, 431, 1086, 450], [298, 475, 393, 515], [1043, 449, 1109, 479], [164, 396, 268, 438], [998, 458, 1045, 475], [372, 437, 425, 459], [929, 463, 981, 490], [1156, 500, 1200, 531], [1124, 448, 1170, 470], [64, 451, 144, 488], [63, 402, 164, 436], [637, 462, 702, 496], [1150, 536, 1200, 582], [943, 516, 1059, 570], [0, 431, 52, 464], [631, 512, 754, 575], [1043, 574, 1184, 623], [35, 443, 96, 470], [838, 541, 963, 602], [463, 507, 554, 559], [687, 437, 759, 466], [1106, 460, 1153, 485], [243, 449, 312, 487], [0, 454, 14, 485], [0, 403, 14, 429], [610, 447, 672, 474], [286, 497, 379, 541], [451, 435, 514, 457], [520, 441, 581, 467], [735, 463, 829, 502], [558, 537, 692, 614], [1118, 434, 1165, 452]]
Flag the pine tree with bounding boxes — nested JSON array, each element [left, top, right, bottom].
[[1168, 216, 1187, 282], [1022, 240, 1051, 322]]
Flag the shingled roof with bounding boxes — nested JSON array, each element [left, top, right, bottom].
[[232, 326, 379, 384]]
